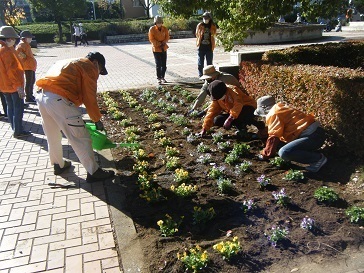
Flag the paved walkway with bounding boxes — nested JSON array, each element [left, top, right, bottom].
[[0, 31, 363, 273]]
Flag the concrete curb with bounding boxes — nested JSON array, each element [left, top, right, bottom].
[[98, 149, 145, 272]]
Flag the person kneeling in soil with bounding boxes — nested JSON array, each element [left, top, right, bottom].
[[186, 65, 244, 117], [35, 52, 115, 182], [199, 80, 264, 137], [255, 95, 327, 173]]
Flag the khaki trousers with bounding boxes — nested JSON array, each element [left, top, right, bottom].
[[36, 91, 99, 174]]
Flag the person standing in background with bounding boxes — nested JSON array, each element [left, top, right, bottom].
[[0, 92, 7, 118], [148, 15, 170, 85], [195, 12, 217, 78], [0, 26, 31, 138], [16, 30, 37, 104], [73, 23, 80, 47]]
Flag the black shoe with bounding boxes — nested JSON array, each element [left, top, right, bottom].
[[86, 168, 115, 183], [54, 160, 72, 175], [25, 98, 36, 104], [13, 131, 32, 139]]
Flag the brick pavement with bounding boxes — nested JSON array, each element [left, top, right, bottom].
[[1, 32, 364, 273]]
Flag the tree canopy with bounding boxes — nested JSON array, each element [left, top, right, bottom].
[[154, 0, 348, 50], [28, 0, 87, 43]]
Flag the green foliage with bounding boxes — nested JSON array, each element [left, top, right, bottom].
[[157, 214, 183, 237], [269, 157, 290, 168], [213, 237, 241, 260], [217, 178, 233, 193], [155, 0, 345, 50], [345, 206, 364, 223], [314, 186, 339, 203], [262, 42, 364, 69], [177, 245, 209, 273], [239, 43, 364, 158], [283, 169, 305, 181], [192, 206, 216, 226]]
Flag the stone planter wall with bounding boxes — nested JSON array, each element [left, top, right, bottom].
[[242, 23, 325, 45]]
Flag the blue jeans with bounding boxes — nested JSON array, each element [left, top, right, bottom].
[[3, 92, 24, 135], [278, 127, 326, 164], [198, 48, 213, 77], [153, 51, 167, 79]]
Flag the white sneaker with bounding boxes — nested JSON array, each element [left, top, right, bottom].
[[306, 154, 327, 173]]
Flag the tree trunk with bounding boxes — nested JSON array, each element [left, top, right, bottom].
[[57, 20, 64, 43]]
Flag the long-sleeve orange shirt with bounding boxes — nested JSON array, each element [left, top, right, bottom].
[[196, 22, 217, 51], [0, 41, 24, 93], [16, 41, 37, 71], [148, 25, 169, 52], [36, 58, 102, 122], [203, 85, 256, 131], [266, 102, 315, 143]]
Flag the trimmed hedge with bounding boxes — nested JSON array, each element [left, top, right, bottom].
[[262, 41, 364, 69], [17, 18, 199, 43], [239, 61, 364, 157]]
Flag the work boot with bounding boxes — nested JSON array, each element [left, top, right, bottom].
[[86, 168, 115, 183], [54, 160, 72, 175]]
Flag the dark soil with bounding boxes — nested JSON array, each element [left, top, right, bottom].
[[98, 85, 364, 273]]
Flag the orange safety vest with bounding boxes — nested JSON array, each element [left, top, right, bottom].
[[196, 22, 217, 51], [36, 58, 102, 122], [16, 41, 37, 71], [266, 102, 315, 143], [203, 85, 256, 130], [0, 41, 24, 93], [148, 25, 170, 52]]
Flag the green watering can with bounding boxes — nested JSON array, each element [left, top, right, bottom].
[[85, 123, 139, 150]]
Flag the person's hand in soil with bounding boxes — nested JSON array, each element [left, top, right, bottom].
[[198, 128, 207, 138]]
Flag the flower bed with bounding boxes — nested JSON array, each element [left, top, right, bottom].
[[98, 85, 364, 272]]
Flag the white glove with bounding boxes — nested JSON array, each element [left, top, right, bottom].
[[17, 87, 25, 99]]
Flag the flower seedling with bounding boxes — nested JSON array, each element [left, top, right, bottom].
[[140, 187, 164, 203], [346, 206, 364, 223], [192, 206, 216, 226], [177, 245, 209, 273], [165, 156, 180, 170], [236, 160, 252, 173], [133, 149, 148, 160], [283, 169, 304, 181], [165, 146, 180, 157], [154, 129, 166, 139], [196, 153, 212, 164], [232, 143, 251, 156], [272, 188, 291, 206], [314, 186, 339, 204], [150, 122, 162, 130], [133, 160, 149, 173], [217, 178, 233, 193], [213, 236, 241, 260], [173, 168, 190, 184], [197, 142, 211, 153], [182, 127, 191, 136], [158, 137, 172, 147], [118, 118, 132, 127], [211, 131, 224, 143], [241, 199, 255, 214], [157, 214, 183, 237], [217, 141, 230, 151], [171, 183, 197, 198], [257, 174, 270, 189], [269, 156, 290, 168], [265, 225, 289, 247], [300, 217, 315, 230], [225, 150, 240, 165], [147, 113, 159, 122], [208, 165, 225, 179], [186, 133, 198, 143]]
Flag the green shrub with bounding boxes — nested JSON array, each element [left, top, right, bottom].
[[262, 41, 364, 69], [17, 17, 198, 43], [239, 55, 364, 158]]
